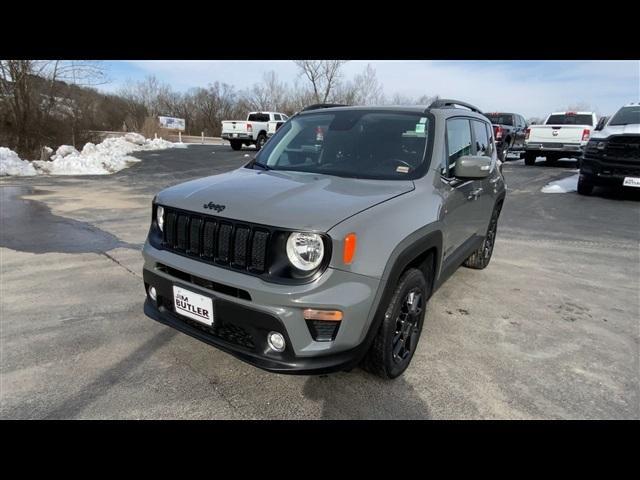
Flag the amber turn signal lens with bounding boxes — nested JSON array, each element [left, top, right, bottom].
[[343, 233, 357, 265], [303, 309, 343, 321]]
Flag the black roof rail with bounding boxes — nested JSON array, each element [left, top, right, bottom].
[[428, 99, 483, 114], [301, 103, 349, 112]]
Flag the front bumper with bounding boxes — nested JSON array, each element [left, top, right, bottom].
[[580, 158, 640, 187], [142, 242, 381, 374]]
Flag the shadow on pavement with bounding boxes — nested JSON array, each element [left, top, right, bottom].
[[42, 328, 177, 419], [302, 369, 431, 420]]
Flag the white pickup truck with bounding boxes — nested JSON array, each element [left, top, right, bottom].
[[524, 111, 597, 165], [221, 111, 288, 151], [267, 118, 287, 138]]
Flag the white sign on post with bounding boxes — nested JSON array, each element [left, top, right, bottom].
[[158, 116, 186, 131]]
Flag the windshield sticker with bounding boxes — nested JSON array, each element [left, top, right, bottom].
[[419, 117, 427, 124], [396, 166, 410, 173], [415, 123, 425, 133]]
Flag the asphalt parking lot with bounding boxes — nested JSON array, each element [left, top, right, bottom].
[[1, 145, 638, 419]]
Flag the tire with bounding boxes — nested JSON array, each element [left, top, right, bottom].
[[524, 152, 537, 166], [230, 140, 242, 151], [255, 133, 267, 151], [464, 203, 501, 270], [362, 267, 430, 379], [500, 139, 511, 162], [577, 175, 594, 196]]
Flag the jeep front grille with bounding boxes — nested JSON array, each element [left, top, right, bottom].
[[162, 208, 271, 274]]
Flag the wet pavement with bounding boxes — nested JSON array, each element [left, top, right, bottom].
[[1, 145, 638, 419]]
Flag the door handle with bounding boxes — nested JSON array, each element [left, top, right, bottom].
[[468, 187, 483, 200]]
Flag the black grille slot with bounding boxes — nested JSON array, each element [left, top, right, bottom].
[[176, 215, 189, 250], [188, 218, 203, 255], [232, 226, 250, 268], [250, 230, 269, 273], [216, 223, 233, 264], [165, 211, 178, 247], [202, 221, 217, 258]]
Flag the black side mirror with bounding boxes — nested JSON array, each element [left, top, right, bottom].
[[594, 117, 608, 131]]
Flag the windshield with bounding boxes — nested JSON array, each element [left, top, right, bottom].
[[546, 114, 594, 126], [485, 114, 513, 126], [253, 111, 431, 180], [609, 106, 640, 126]]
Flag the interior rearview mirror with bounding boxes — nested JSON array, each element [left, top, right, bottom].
[[454, 155, 492, 179]]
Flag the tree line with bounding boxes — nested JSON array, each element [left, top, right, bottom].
[[1, 60, 441, 159]]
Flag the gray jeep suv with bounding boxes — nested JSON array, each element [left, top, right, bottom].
[[142, 99, 507, 379]]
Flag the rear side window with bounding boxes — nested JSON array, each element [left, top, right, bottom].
[[273, 114, 282, 121], [445, 118, 472, 176], [248, 113, 270, 122], [546, 114, 594, 126], [472, 120, 491, 157], [485, 114, 513, 126]]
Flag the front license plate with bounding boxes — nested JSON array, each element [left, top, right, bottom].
[[623, 177, 640, 188], [173, 285, 214, 326], [232, 133, 238, 138]]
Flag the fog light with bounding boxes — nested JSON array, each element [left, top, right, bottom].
[[148, 286, 157, 301], [267, 331, 286, 352]]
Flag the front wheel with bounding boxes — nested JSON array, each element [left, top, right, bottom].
[[362, 268, 429, 379], [577, 175, 594, 196]]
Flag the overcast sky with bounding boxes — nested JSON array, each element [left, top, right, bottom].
[[100, 60, 639, 118]]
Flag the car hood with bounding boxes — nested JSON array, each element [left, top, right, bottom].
[[592, 123, 640, 139], [156, 167, 415, 231]]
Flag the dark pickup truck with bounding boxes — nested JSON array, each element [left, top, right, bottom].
[[484, 112, 528, 161]]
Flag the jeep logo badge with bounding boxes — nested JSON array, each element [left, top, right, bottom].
[[203, 202, 226, 213]]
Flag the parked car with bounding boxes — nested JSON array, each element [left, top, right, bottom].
[[524, 111, 598, 166], [143, 99, 506, 379], [267, 118, 286, 138], [483, 112, 528, 161], [222, 112, 288, 150], [578, 103, 640, 195]]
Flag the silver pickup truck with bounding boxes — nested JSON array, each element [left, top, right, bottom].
[[221, 111, 288, 150]]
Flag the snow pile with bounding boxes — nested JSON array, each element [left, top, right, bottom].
[[0, 147, 37, 176], [1, 135, 181, 176], [541, 174, 579, 193]]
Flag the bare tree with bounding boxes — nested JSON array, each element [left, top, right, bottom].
[[0, 60, 106, 156], [294, 60, 348, 104]]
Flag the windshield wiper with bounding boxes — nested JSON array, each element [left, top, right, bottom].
[[252, 161, 271, 171]]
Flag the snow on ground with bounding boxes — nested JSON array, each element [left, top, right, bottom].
[[0, 147, 37, 176], [1, 136, 186, 176], [541, 173, 579, 193]]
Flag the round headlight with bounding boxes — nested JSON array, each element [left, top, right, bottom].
[[156, 205, 164, 232], [286, 232, 324, 271]]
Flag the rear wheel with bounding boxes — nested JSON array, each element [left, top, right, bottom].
[[230, 140, 242, 151], [524, 152, 537, 166], [255, 133, 267, 150], [577, 175, 594, 195], [464, 203, 501, 270], [362, 268, 429, 379]]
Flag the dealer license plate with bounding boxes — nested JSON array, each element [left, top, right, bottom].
[[232, 133, 238, 138], [623, 177, 640, 188], [173, 285, 214, 326]]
